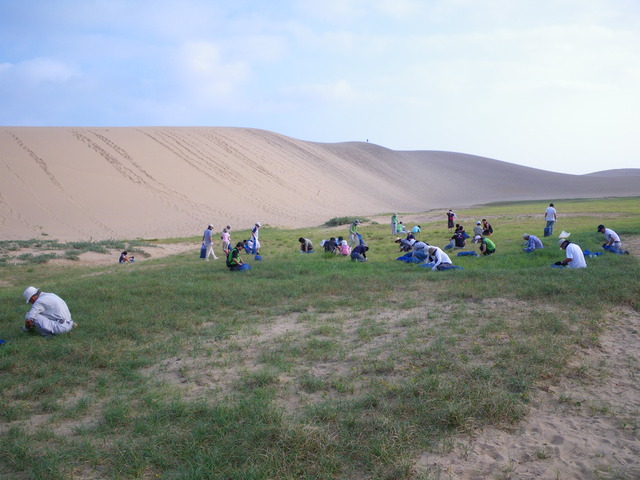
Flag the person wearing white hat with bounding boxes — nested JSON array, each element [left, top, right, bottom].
[[473, 221, 484, 238], [251, 222, 261, 254], [22, 287, 75, 336], [202, 224, 218, 261], [555, 238, 587, 269]]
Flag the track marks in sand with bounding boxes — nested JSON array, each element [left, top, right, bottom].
[[4, 130, 116, 236]]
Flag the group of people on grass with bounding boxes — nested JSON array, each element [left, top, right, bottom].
[[200, 222, 263, 271], [21, 204, 631, 337]]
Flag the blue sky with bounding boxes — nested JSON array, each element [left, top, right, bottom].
[[1, 0, 639, 175]]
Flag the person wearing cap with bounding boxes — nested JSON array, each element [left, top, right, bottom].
[[545, 203, 557, 235], [597, 225, 627, 254], [473, 221, 484, 238], [427, 246, 453, 271], [349, 220, 360, 248], [555, 238, 587, 268], [522, 234, 544, 252], [22, 287, 75, 336], [251, 222, 261, 255], [202, 224, 218, 261], [350, 244, 369, 262]]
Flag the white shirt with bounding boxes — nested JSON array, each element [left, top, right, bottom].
[[429, 248, 452, 270], [545, 206, 557, 222], [565, 243, 587, 269], [603, 228, 620, 244], [25, 292, 73, 324]]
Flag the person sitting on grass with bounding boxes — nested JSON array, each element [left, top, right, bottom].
[[479, 235, 496, 256], [22, 286, 75, 336], [227, 242, 251, 271], [426, 246, 453, 271], [554, 238, 587, 268], [522, 234, 543, 252], [119, 251, 134, 263], [298, 237, 314, 253]]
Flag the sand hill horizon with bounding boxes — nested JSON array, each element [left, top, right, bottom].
[[1, 126, 638, 241]]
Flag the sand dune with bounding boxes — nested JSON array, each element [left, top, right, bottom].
[[1, 127, 638, 241]]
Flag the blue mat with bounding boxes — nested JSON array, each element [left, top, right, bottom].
[[457, 251, 478, 257]]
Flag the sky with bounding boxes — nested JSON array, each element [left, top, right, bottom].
[[1, 0, 639, 175]]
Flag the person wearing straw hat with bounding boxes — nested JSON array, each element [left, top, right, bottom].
[[22, 287, 75, 336]]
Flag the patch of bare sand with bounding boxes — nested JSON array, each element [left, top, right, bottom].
[[417, 307, 640, 479]]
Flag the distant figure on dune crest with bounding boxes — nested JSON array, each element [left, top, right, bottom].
[[522, 234, 543, 252], [447, 210, 456, 230], [391, 213, 398, 235], [22, 286, 75, 336], [544, 203, 557, 236], [119, 251, 134, 263], [554, 238, 586, 268], [202, 224, 218, 260], [299, 237, 314, 253]]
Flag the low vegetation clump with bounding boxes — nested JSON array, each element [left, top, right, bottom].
[[324, 216, 369, 227], [0, 239, 153, 266], [0, 197, 638, 479]]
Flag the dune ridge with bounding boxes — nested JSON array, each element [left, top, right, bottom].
[[1, 127, 638, 241]]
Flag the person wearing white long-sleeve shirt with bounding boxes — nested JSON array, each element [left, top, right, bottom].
[[22, 286, 75, 336], [427, 247, 453, 271]]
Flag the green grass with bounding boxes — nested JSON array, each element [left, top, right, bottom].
[[0, 197, 639, 479]]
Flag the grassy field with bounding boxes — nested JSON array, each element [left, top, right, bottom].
[[1, 197, 639, 479]]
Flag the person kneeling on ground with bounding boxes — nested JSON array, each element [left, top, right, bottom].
[[351, 244, 368, 262], [554, 238, 587, 268], [324, 237, 339, 254], [597, 224, 628, 255], [522, 234, 543, 252], [22, 286, 75, 336], [227, 242, 252, 271], [479, 235, 496, 256], [299, 237, 314, 253], [427, 247, 453, 271]]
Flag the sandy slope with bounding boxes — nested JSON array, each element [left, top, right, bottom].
[[1, 127, 639, 241]]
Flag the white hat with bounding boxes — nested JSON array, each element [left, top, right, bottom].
[[23, 286, 38, 303], [522, 234, 529, 239], [558, 231, 571, 239], [255, 222, 261, 227], [558, 238, 569, 247], [476, 221, 481, 225], [208, 224, 213, 228]]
